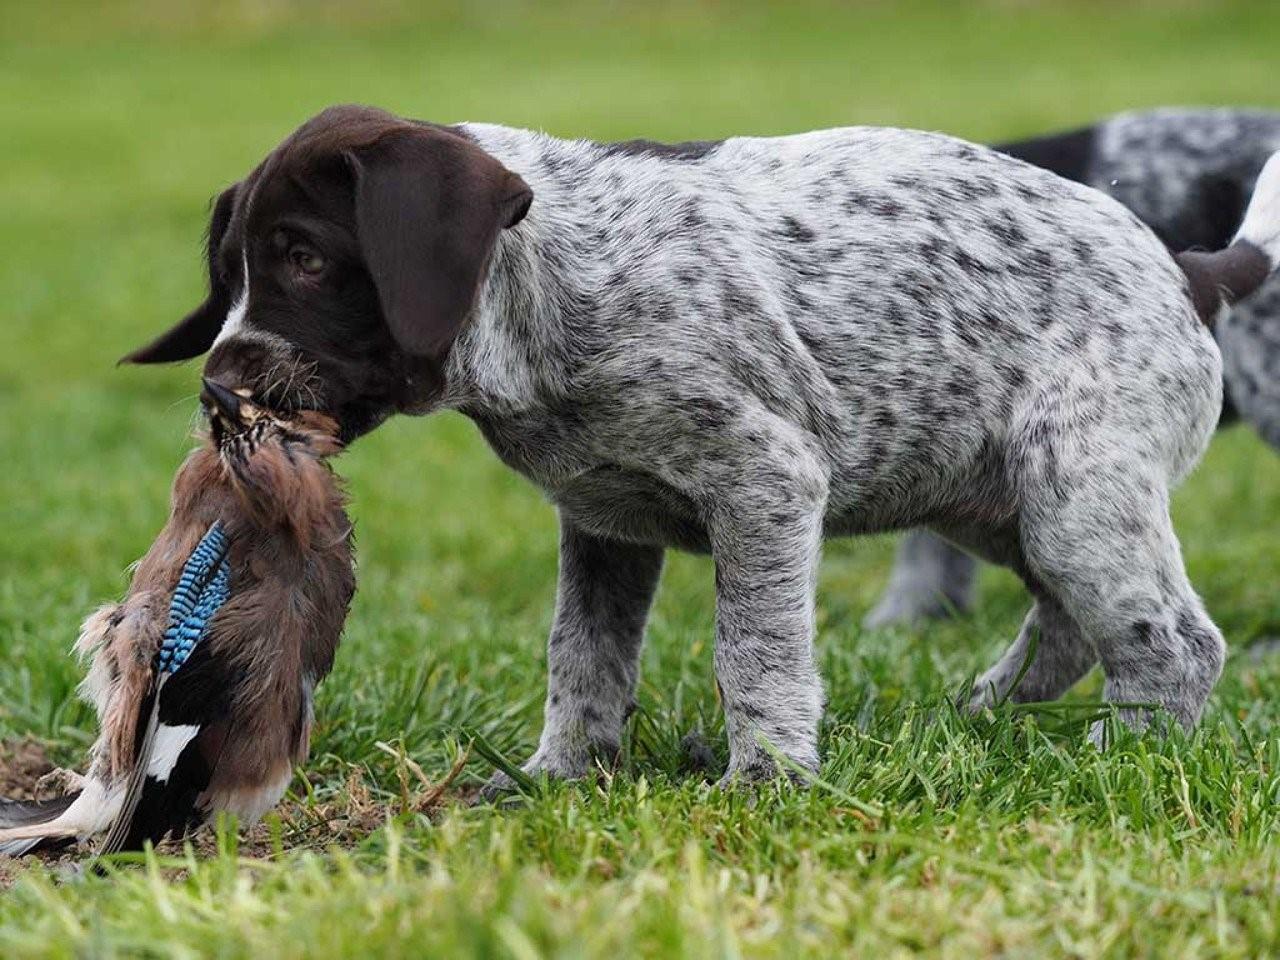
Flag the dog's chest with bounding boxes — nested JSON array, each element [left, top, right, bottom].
[[468, 410, 710, 551], [550, 467, 710, 552]]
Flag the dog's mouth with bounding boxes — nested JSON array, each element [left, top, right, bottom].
[[202, 339, 406, 446], [204, 338, 329, 414]]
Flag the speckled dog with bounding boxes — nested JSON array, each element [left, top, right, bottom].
[[870, 107, 1280, 630], [123, 106, 1280, 784]]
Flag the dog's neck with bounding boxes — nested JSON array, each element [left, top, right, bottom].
[[439, 125, 601, 416]]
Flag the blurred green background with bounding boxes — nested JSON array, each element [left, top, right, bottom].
[[1, 2, 1278, 956]]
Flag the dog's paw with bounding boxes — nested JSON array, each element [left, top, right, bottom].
[[678, 731, 719, 778], [962, 674, 1005, 715], [715, 750, 817, 792], [475, 744, 607, 804], [476, 770, 522, 805]]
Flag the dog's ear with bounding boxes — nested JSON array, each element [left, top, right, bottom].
[[120, 184, 239, 364], [347, 127, 532, 358]]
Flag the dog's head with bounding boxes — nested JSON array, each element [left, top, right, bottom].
[[123, 104, 532, 442]]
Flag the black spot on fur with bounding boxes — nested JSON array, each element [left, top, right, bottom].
[[778, 215, 816, 243], [597, 138, 722, 161]]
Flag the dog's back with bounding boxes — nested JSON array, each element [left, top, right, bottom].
[[463, 123, 1222, 530]]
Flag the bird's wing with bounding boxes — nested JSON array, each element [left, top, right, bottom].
[[99, 641, 241, 854], [97, 524, 233, 857], [96, 680, 164, 855]]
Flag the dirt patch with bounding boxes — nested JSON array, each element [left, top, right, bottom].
[[1, 743, 471, 881], [185, 765, 394, 859], [0, 737, 61, 801], [0, 738, 84, 888], [187, 750, 472, 859]]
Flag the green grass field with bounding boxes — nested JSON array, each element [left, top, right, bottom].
[[2, 2, 1279, 956]]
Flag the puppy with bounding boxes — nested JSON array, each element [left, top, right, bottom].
[[868, 107, 1280, 629], [122, 105, 1278, 783]]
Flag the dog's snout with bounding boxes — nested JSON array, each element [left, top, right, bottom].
[[203, 334, 332, 418], [205, 337, 272, 385]]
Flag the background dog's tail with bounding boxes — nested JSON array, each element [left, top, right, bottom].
[[1177, 150, 1280, 325]]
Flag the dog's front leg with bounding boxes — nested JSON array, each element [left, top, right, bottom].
[[709, 462, 827, 785], [483, 517, 663, 796]]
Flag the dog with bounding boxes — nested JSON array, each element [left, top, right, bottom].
[[867, 107, 1280, 629], [121, 104, 1280, 785]]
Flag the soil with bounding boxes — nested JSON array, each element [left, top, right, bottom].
[[0, 737, 60, 802], [0, 737, 470, 886]]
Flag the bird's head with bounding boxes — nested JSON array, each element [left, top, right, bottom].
[[199, 377, 346, 534]]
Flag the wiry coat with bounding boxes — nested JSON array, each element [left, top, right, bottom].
[[870, 107, 1280, 630], [0, 407, 354, 855], [449, 122, 1261, 773]]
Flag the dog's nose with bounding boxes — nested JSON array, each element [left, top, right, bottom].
[[200, 378, 243, 422]]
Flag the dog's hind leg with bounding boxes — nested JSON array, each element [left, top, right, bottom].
[[966, 593, 1098, 709], [1019, 440, 1224, 740], [927, 522, 1099, 709], [864, 529, 980, 628]]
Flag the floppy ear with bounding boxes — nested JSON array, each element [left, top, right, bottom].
[[120, 184, 239, 364], [348, 127, 532, 358]]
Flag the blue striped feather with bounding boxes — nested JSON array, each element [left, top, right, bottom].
[[157, 523, 232, 675]]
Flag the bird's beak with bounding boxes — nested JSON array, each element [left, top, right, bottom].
[[200, 378, 243, 425]]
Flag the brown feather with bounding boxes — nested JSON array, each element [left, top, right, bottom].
[[74, 406, 354, 841], [189, 408, 354, 813]]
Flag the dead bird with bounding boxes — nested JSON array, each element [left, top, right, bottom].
[[0, 381, 355, 856]]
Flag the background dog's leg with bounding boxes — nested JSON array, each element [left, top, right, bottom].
[[484, 519, 663, 795], [864, 529, 980, 628], [709, 463, 827, 785], [967, 593, 1098, 709], [1219, 289, 1280, 449]]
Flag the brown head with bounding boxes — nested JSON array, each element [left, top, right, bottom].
[[197, 378, 346, 541], [120, 104, 533, 443]]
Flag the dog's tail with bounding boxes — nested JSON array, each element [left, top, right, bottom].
[[1177, 150, 1280, 325]]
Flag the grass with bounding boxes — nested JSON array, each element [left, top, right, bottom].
[[1, 1, 1279, 956]]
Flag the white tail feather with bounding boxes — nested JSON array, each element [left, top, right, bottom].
[[0, 780, 122, 850]]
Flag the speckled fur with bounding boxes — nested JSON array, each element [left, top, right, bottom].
[[873, 109, 1280, 658], [439, 121, 1236, 775], [171, 109, 1245, 783]]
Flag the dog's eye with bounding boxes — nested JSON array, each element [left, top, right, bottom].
[[289, 245, 326, 276]]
